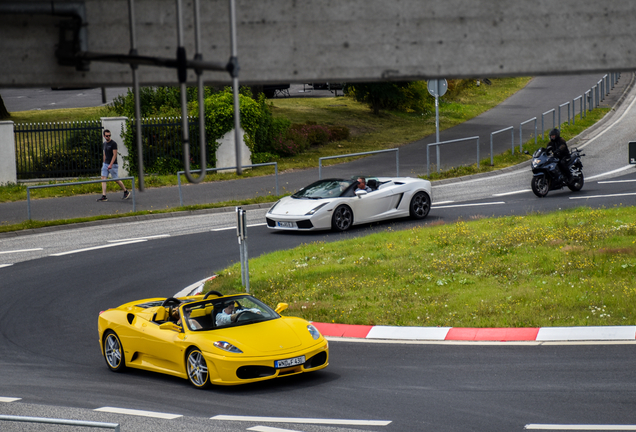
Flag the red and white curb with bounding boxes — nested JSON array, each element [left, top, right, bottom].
[[311, 323, 636, 342]]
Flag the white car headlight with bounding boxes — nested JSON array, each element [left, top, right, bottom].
[[307, 324, 321, 340], [305, 203, 328, 215], [214, 341, 243, 353]]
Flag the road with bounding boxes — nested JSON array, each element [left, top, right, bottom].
[[0, 76, 635, 432]]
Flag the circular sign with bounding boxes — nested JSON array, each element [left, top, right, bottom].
[[427, 79, 448, 97]]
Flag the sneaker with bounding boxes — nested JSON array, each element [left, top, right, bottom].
[[123, 190, 131, 200], [97, 195, 108, 202]]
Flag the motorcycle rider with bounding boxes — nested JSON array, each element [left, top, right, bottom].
[[547, 128, 570, 181]]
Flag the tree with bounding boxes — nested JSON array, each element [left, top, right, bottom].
[[0, 93, 10, 119], [344, 82, 412, 115]]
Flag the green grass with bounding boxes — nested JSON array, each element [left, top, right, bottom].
[[207, 206, 636, 328]]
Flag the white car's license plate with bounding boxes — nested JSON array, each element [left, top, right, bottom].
[[275, 355, 305, 368], [278, 221, 295, 228]]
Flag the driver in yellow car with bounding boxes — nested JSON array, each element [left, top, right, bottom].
[[216, 301, 261, 326]]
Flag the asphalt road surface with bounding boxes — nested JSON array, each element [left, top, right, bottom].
[[1, 76, 635, 432]]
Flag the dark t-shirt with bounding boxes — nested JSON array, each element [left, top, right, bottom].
[[103, 140, 118, 164]]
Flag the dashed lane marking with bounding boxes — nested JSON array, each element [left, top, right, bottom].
[[107, 234, 170, 242], [211, 415, 391, 426], [0, 397, 21, 402], [0, 248, 43, 255], [248, 426, 303, 432], [0, 264, 14, 269], [50, 239, 147, 256], [94, 407, 182, 419], [431, 201, 506, 209], [569, 192, 636, 200], [492, 189, 531, 197], [525, 424, 636, 430], [211, 223, 267, 232]]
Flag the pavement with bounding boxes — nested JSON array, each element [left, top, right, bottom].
[[1, 73, 633, 227]]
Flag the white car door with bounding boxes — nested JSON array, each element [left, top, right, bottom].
[[351, 185, 402, 224]]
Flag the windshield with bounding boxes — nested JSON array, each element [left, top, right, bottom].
[[181, 295, 279, 331], [292, 179, 357, 199]]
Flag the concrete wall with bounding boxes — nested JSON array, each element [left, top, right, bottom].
[[0, 121, 17, 185], [1, 0, 635, 87], [216, 128, 251, 172]]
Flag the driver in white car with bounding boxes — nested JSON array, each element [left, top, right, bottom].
[[216, 301, 261, 326]]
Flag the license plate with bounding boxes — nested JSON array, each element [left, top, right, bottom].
[[278, 221, 295, 228], [275, 355, 305, 368]]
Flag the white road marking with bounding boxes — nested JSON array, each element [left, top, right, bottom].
[[107, 234, 170, 242], [578, 90, 636, 152], [0, 397, 22, 402], [0, 264, 13, 269], [94, 407, 182, 419], [598, 178, 636, 184], [50, 239, 147, 256], [211, 415, 391, 426], [432, 200, 454, 205], [248, 426, 303, 432], [587, 165, 634, 180], [212, 223, 267, 232], [431, 201, 506, 209], [525, 424, 636, 430], [569, 192, 636, 200], [492, 189, 531, 197], [0, 248, 43, 255]]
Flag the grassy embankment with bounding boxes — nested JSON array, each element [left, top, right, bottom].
[[207, 206, 636, 328]]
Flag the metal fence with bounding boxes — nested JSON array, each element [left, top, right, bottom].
[[14, 120, 103, 179]]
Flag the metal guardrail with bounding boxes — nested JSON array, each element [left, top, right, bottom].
[[177, 162, 278, 206], [427, 136, 479, 176], [318, 148, 399, 179], [27, 177, 136, 220], [490, 126, 514, 163], [520, 117, 537, 151], [0, 415, 120, 431], [541, 108, 556, 139], [558, 101, 571, 127]]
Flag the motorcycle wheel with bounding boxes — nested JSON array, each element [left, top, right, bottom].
[[567, 172, 584, 191], [531, 176, 550, 197]]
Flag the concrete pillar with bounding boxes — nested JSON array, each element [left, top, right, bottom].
[[0, 120, 17, 185], [216, 128, 251, 173], [101, 117, 128, 178]]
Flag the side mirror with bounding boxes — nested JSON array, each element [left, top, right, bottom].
[[159, 322, 182, 332], [355, 189, 367, 198], [275, 303, 289, 314]]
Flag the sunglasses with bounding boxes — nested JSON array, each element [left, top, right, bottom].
[[104, 134, 111, 137]]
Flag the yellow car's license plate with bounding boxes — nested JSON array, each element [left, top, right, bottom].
[[275, 355, 305, 368]]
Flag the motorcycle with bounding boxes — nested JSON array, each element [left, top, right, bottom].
[[530, 147, 585, 197]]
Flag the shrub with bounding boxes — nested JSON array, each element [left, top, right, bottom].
[[290, 124, 330, 147], [327, 125, 350, 141], [251, 152, 278, 164]]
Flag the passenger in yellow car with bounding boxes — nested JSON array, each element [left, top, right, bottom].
[[216, 301, 261, 326]]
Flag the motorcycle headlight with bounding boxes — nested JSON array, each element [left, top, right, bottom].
[[307, 324, 321, 340], [532, 158, 540, 167], [305, 203, 328, 216], [214, 341, 243, 353]]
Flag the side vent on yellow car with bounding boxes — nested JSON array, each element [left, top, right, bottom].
[[127, 313, 135, 325]]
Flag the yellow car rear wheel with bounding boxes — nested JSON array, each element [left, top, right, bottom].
[[103, 330, 125, 372], [186, 348, 211, 388]]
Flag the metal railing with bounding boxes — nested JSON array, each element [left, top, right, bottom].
[[27, 177, 136, 220], [0, 415, 119, 431], [490, 126, 514, 163], [427, 136, 479, 176], [520, 117, 537, 151], [318, 148, 399, 179], [177, 163, 278, 206], [558, 101, 571, 126], [541, 109, 556, 139], [14, 120, 103, 179]]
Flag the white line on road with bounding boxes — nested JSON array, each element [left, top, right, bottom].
[[107, 234, 170, 242], [587, 165, 634, 181], [525, 424, 636, 430], [0, 248, 43, 255], [0, 397, 22, 402], [211, 223, 267, 232], [50, 239, 147, 256], [569, 192, 636, 200], [492, 189, 531, 197], [598, 178, 636, 184], [94, 407, 182, 419], [248, 426, 303, 432], [431, 201, 506, 209], [0, 264, 14, 269], [211, 415, 391, 426], [432, 200, 454, 205]]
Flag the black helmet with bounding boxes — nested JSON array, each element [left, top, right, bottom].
[[549, 128, 560, 141]]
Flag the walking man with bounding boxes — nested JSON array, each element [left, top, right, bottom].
[[97, 129, 130, 202]]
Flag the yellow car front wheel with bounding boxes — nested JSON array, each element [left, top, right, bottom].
[[103, 330, 125, 372], [186, 348, 211, 388]]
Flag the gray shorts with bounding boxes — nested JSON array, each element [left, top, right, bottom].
[[101, 163, 119, 179]]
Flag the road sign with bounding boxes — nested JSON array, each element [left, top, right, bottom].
[[427, 79, 448, 97]]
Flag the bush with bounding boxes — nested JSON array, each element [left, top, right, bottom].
[[270, 128, 309, 156], [290, 124, 330, 147], [251, 152, 278, 164], [327, 125, 350, 141]]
